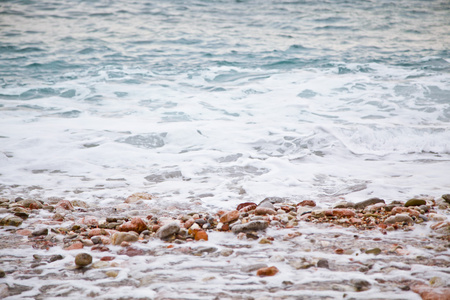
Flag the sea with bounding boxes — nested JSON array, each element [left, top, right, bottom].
[[1, 0, 450, 210]]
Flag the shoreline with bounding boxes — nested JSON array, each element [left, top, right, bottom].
[[0, 193, 449, 299]]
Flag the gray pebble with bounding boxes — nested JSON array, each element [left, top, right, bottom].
[[231, 220, 268, 233], [354, 198, 384, 209], [156, 222, 180, 239]]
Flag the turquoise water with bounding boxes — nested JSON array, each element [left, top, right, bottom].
[[0, 0, 449, 206]]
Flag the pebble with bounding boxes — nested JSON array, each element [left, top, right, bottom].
[[256, 266, 279, 277], [219, 210, 239, 223], [365, 248, 382, 255], [354, 197, 385, 209], [237, 202, 257, 211], [125, 192, 153, 203], [111, 232, 139, 246], [297, 200, 316, 207], [317, 259, 329, 269], [405, 198, 426, 207], [65, 242, 84, 250], [0, 215, 23, 226], [255, 207, 277, 215], [220, 249, 233, 257], [74, 253, 92, 267], [105, 270, 119, 278], [384, 214, 414, 225], [156, 222, 180, 239], [118, 217, 148, 233], [32, 228, 49, 236], [231, 220, 268, 233], [56, 200, 74, 210], [442, 194, 450, 204], [194, 230, 208, 241], [352, 279, 371, 291], [333, 201, 355, 209], [0, 268, 5, 278]]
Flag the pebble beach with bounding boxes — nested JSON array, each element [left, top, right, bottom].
[[0, 193, 449, 299]]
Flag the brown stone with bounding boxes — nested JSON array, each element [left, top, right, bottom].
[[118, 217, 147, 233], [256, 266, 279, 277], [239, 204, 257, 213], [219, 210, 239, 223], [236, 202, 257, 211], [255, 207, 277, 215], [74, 253, 92, 267], [194, 230, 208, 241], [100, 256, 115, 261], [297, 200, 316, 207]]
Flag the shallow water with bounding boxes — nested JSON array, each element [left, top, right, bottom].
[[1, 0, 450, 209]]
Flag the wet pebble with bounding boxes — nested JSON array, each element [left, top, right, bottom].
[[256, 266, 279, 277], [111, 232, 138, 246], [156, 222, 180, 239], [317, 259, 329, 269], [232, 220, 268, 233], [354, 197, 385, 209], [32, 228, 48, 236], [0, 215, 23, 227], [75, 253, 92, 267]]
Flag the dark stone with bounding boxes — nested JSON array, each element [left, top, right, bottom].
[[91, 236, 102, 244], [352, 279, 371, 291], [32, 228, 48, 236], [317, 259, 329, 269], [354, 198, 385, 209], [194, 219, 207, 226], [49, 255, 64, 263], [0, 268, 5, 278], [442, 194, 450, 203], [405, 198, 426, 207]]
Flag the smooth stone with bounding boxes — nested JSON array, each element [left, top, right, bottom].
[[231, 220, 268, 233], [352, 279, 371, 291], [111, 231, 139, 246], [32, 228, 48, 236], [257, 201, 275, 210], [75, 253, 92, 267], [156, 222, 180, 239], [354, 198, 385, 209], [405, 198, 426, 207], [256, 266, 279, 277], [0, 215, 23, 226], [365, 248, 382, 255], [240, 263, 268, 273], [441, 194, 450, 204], [219, 210, 240, 224], [317, 259, 329, 269], [49, 255, 64, 263], [220, 249, 234, 257], [92, 261, 109, 269], [385, 214, 414, 225], [91, 236, 102, 244], [0, 268, 5, 278], [259, 197, 286, 205], [105, 270, 119, 278]]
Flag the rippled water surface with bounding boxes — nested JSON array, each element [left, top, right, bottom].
[[1, 0, 450, 208]]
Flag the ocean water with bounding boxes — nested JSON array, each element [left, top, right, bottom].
[[1, 0, 450, 210]]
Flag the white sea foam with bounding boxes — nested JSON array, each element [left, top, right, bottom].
[[1, 64, 449, 209]]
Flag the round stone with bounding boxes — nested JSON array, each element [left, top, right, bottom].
[[74, 253, 92, 267]]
